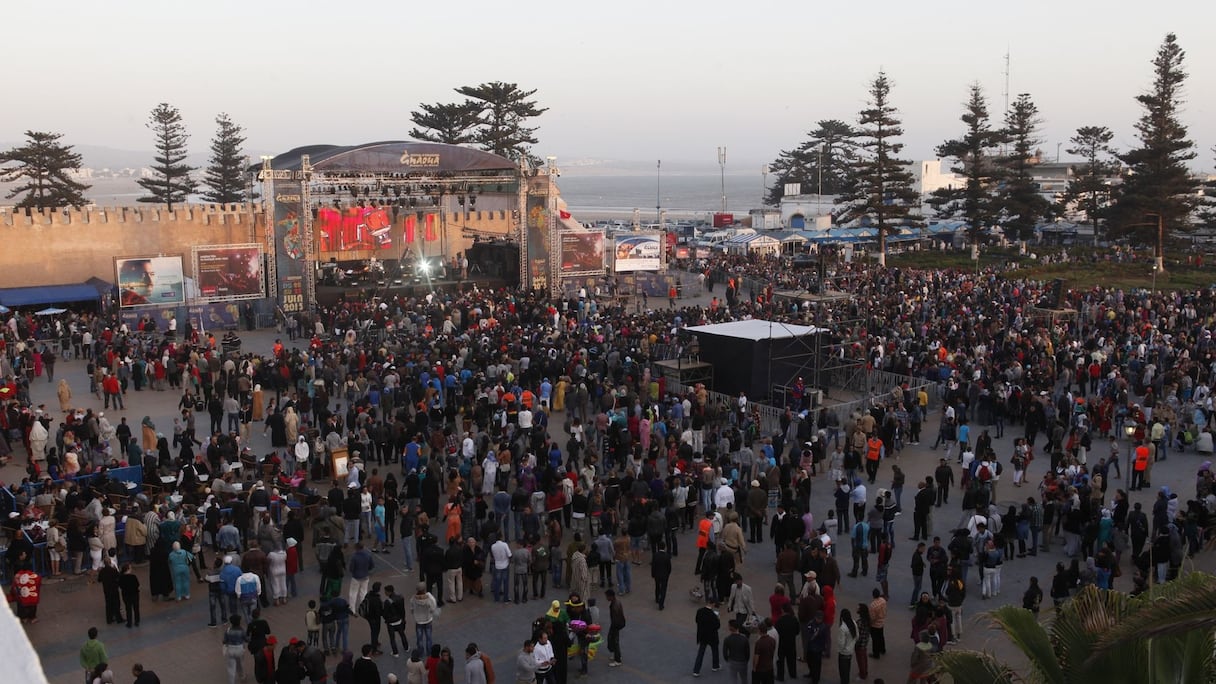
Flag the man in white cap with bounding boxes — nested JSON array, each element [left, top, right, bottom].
[[713, 478, 735, 511], [219, 554, 242, 619]]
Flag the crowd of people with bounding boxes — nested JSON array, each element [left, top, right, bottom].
[[1, 249, 1216, 683]]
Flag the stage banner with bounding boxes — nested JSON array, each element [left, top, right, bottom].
[[196, 244, 265, 301], [116, 255, 185, 308], [613, 233, 662, 272], [559, 230, 605, 275], [526, 192, 550, 289], [273, 179, 307, 314], [315, 206, 394, 252]]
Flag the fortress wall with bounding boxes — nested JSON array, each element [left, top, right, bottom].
[[0, 204, 515, 288]]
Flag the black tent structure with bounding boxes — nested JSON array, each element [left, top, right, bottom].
[[686, 320, 828, 402]]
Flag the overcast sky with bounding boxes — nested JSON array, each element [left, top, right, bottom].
[[5, 0, 1214, 170]]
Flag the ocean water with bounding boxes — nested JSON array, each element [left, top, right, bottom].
[[555, 174, 765, 219], [2, 173, 768, 220]]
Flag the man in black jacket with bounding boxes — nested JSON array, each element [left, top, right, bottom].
[[693, 599, 721, 676], [381, 584, 408, 657], [651, 543, 672, 610], [352, 643, 381, 684], [774, 602, 799, 680], [911, 478, 936, 541], [934, 459, 954, 507], [362, 582, 384, 656]]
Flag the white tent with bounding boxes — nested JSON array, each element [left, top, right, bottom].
[[723, 233, 780, 256]]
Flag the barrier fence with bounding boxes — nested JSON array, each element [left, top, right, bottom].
[[662, 366, 936, 438]]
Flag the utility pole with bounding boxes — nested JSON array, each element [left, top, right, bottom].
[[817, 144, 824, 216], [717, 146, 727, 213], [656, 159, 661, 223]]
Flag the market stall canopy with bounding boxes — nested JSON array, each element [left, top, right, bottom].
[[35, 307, 67, 316], [0, 283, 101, 308]]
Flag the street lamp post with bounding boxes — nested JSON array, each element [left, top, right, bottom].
[[656, 159, 661, 224], [717, 147, 728, 213], [816, 144, 823, 217], [1125, 213, 1166, 292]]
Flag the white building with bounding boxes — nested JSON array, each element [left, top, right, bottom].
[[911, 159, 965, 197]]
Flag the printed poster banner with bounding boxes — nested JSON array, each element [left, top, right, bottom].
[[116, 256, 185, 308], [273, 179, 308, 313], [559, 230, 605, 275], [315, 206, 394, 253], [526, 192, 550, 290], [196, 245, 265, 301], [613, 233, 662, 272]]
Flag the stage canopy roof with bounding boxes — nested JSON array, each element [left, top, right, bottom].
[[687, 319, 825, 341], [266, 141, 518, 174], [0, 283, 101, 307]]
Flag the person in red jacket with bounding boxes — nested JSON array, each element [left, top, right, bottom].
[[253, 635, 277, 684]]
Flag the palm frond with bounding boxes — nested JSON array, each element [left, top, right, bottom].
[[986, 604, 1067, 684], [1090, 573, 1216, 659], [933, 650, 1019, 684]]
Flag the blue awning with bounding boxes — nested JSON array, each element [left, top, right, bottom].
[[0, 283, 102, 307]]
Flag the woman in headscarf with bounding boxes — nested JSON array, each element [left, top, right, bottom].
[[147, 535, 173, 601], [141, 416, 157, 453], [143, 506, 161, 556], [97, 413, 115, 451], [251, 384, 264, 422], [284, 407, 299, 445], [321, 545, 345, 600], [405, 647, 427, 684], [98, 508, 118, 555], [168, 540, 194, 601], [266, 407, 287, 448], [156, 433, 173, 473], [57, 378, 72, 412], [332, 651, 354, 684], [294, 435, 310, 471]]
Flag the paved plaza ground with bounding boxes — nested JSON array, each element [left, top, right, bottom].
[[11, 282, 1216, 684]]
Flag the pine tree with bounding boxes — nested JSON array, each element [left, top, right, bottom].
[[1059, 126, 1117, 240], [0, 130, 91, 209], [455, 82, 547, 162], [837, 71, 920, 265], [408, 101, 482, 145], [1108, 33, 1198, 264], [928, 84, 1005, 243], [201, 113, 247, 204], [765, 120, 856, 205], [137, 103, 197, 209], [995, 93, 1052, 241]]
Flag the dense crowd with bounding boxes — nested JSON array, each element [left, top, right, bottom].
[[2, 251, 1216, 683]]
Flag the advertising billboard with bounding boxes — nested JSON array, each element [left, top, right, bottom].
[[613, 233, 662, 272], [559, 230, 605, 275], [315, 206, 395, 252], [196, 245, 265, 301], [116, 256, 185, 307], [526, 192, 550, 290], [273, 179, 308, 314]]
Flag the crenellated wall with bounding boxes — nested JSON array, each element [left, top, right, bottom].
[[0, 204, 515, 288]]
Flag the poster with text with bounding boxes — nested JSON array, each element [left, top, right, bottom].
[[526, 192, 550, 290], [560, 230, 605, 274], [273, 179, 309, 313], [116, 256, 185, 307], [315, 206, 395, 252], [613, 233, 662, 272], [196, 245, 264, 300]]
